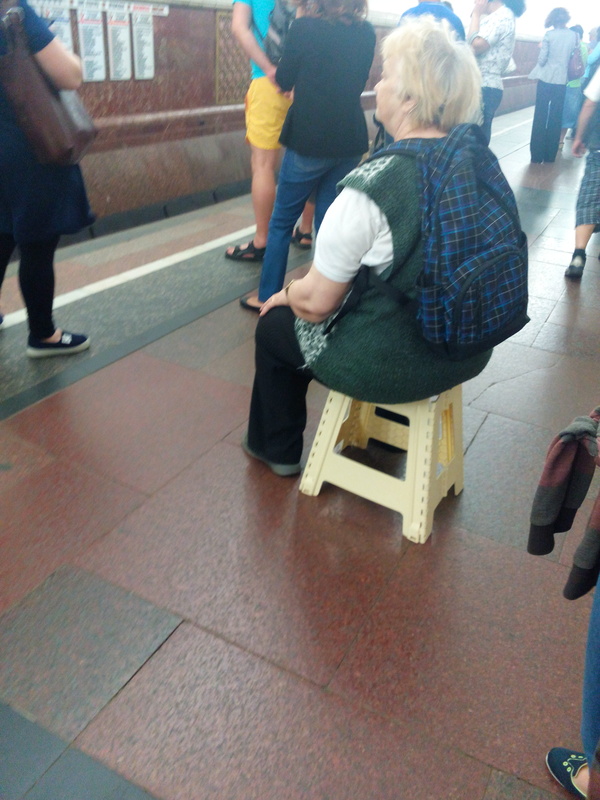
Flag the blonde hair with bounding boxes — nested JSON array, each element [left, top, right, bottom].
[[382, 17, 482, 132]]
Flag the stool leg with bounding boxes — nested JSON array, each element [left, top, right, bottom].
[[401, 398, 439, 543], [300, 391, 352, 496], [447, 385, 464, 496]]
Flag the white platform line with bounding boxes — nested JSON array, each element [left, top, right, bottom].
[[1, 224, 257, 330], [491, 118, 531, 138]]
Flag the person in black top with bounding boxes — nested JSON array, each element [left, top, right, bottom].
[[239, 0, 375, 311]]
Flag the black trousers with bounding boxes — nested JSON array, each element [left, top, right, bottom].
[[530, 80, 567, 163], [0, 234, 58, 339], [248, 307, 314, 465], [481, 87, 503, 145]]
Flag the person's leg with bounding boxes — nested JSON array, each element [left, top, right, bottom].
[[545, 84, 567, 162], [480, 87, 503, 145], [582, 582, 600, 765], [19, 237, 59, 340], [531, 81, 551, 162], [247, 306, 313, 467], [313, 156, 360, 233], [249, 144, 280, 249], [566, 152, 600, 277], [297, 200, 315, 239], [0, 233, 16, 295], [256, 152, 327, 302], [226, 78, 290, 259], [0, 234, 16, 323]]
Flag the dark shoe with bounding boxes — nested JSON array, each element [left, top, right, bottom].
[[27, 331, 90, 358], [546, 748, 587, 798], [291, 226, 313, 250], [241, 432, 301, 477], [565, 252, 586, 279], [225, 240, 266, 262], [0, 312, 4, 329], [239, 295, 261, 313]]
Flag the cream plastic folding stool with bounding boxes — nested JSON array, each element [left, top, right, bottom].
[[299, 385, 464, 543]]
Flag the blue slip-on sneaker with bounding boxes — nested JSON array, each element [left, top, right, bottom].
[[27, 331, 90, 359], [241, 432, 301, 477], [546, 748, 587, 798]]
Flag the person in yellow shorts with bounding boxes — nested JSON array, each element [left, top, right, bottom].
[[225, 0, 313, 263]]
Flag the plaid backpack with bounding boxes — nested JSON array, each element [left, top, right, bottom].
[[332, 124, 529, 361]]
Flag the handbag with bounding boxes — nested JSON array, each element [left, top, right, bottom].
[[567, 39, 585, 82], [0, 1, 97, 165]]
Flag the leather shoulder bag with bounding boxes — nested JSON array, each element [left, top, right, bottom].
[[0, 0, 97, 165]]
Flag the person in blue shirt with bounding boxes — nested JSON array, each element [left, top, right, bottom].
[[225, 0, 314, 265], [401, 0, 466, 40]]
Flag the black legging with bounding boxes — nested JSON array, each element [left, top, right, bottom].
[[0, 233, 58, 340]]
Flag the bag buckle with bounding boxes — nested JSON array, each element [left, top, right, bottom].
[[2, 5, 24, 24]]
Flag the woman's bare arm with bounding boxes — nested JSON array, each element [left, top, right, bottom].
[[34, 37, 83, 89], [261, 265, 351, 323]]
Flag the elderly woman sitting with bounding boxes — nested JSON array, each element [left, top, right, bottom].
[[243, 16, 494, 476]]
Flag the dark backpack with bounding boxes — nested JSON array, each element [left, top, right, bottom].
[[260, 0, 296, 65], [329, 124, 529, 361]]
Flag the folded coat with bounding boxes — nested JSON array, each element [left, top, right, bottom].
[[528, 407, 600, 599]]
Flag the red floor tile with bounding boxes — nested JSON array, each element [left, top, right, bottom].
[[329, 528, 589, 794], [4, 352, 250, 495], [75, 441, 407, 685], [75, 623, 492, 800], [0, 457, 145, 614]]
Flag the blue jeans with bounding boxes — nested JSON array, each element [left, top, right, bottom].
[[582, 586, 600, 766], [258, 150, 360, 302]]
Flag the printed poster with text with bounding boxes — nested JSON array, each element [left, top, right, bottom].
[[107, 1, 132, 80], [78, 0, 106, 81]]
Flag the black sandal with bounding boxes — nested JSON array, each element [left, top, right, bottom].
[[225, 240, 266, 262], [291, 227, 313, 250]]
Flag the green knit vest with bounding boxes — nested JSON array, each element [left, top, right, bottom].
[[295, 153, 492, 404]]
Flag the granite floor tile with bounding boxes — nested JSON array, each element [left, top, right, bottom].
[[528, 246, 578, 268], [547, 300, 600, 332], [329, 529, 589, 794], [75, 441, 407, 685], [0, 425, 55, 490], [0, 703, 67, 800], [0, 457, 145, 614], [483, 770, 562, 800], [4, 351, 250, 495], [0, 566, 181, 740], [470, 353, 600, 433], [202, 337, 257, 388], [437, 413, 557, 548], [461, 341, 559, 407], [140, 299, 257, 372], [75, 623, 492, 800], [533, 320, 600, 358], [23, 748, 158, 800], [526, 262, 571, 302]]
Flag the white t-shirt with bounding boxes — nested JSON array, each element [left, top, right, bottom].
[[476, 5, 516, 91], [313, 187, 393, 283], [585, 67, 600, 103]]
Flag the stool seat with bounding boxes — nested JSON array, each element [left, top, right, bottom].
[[299, 385, 464, 543]]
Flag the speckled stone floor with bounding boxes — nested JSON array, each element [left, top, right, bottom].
[[1, 106, 599, 800]]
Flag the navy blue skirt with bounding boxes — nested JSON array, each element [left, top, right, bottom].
[[0, 119, 95, 244]]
